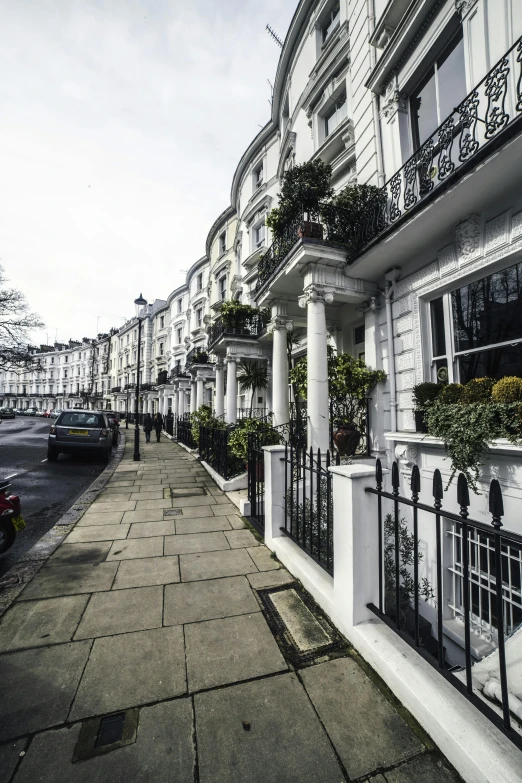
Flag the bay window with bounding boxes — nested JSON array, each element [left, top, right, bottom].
[[324, 92, 347, 139], [321, 2, 340, 44]]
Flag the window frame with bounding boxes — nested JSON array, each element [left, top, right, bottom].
[[321, 2, 340, 44], [323, 90, 347, 141]]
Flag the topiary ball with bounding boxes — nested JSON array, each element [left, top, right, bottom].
[[492, 376, 522, 404], [439, 383, 464, 404], [461, 377, 495, 403]]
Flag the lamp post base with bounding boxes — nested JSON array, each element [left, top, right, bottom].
[[133, 426, 141, 461]]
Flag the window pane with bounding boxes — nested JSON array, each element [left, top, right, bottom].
[[458, 344, 522, 383], [437, 31, 466, 124], [452, 261, 522, 351], [430, 297, 446, 356], [411, 69, 438, 147]]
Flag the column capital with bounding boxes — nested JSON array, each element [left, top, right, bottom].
[[455, 0, 478, 18], [298, 285, 334, 308], [224, 354, 236, 364], [271, 315, 293, 331], [196, 372, 205, 381], [214, 359, 224, 370]]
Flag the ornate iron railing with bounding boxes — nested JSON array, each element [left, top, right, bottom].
[[111, 386, 121, 393], [124, 383, 135, 391], [208, 313, 269, 349], [157, 370, 168, 385], [198, 425, 245, 480], [366, 460, 522, 750], [185, 347, 209, 367], [237, 408, 267, 420], [140, 383, 154, 392], [169, 366, 189, 379], [177, 414, 196, 449]]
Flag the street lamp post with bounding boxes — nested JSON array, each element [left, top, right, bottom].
[[133, 294, 147, 462]]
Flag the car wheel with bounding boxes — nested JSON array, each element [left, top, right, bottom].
[[47, 448, 58, 462], [0, 521, 16, 554]]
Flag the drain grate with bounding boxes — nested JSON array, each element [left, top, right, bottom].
[[73, 709, 139, 762], [257, 583, 347, 667], [164, 508, 183, 517]]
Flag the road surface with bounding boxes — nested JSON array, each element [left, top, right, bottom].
[[0, 417, 106, 577]]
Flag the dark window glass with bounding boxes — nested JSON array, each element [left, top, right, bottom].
[[430, 297, 446, 356], [411, 70, 438, 147], [452, 261, 522, 352], [458, 344, 522, 383], [59, 412, 105, 427]]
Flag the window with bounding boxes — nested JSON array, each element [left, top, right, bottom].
[[324, 92, 347, 138], [410, 29, 466, 148], [253, 163, 263, 190], [219, 276, 227, 301], [178, 299, 183, 313], [197, 272, 203, 291], [160, 343, 164, 356], [254, 223, 265, 249], [64, 369, 68, 379], [65, 356, 68, 363], [177, 328, 183, 345], [322, 2, 340, 43], [127, 334, 129, 344], [51, 358, 54, 364], [160, 316, 164, 329], [196, 308, 203, 328]]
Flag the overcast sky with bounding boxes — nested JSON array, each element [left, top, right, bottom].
[[0, 0, 295, 346]]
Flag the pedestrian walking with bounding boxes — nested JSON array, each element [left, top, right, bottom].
[[154, 412, 163, 442], [143, 413, 153, 443]]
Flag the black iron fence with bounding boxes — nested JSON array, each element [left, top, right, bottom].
[[186, 347, 209, 368], [282, 445, 337, 575], [199, 425, 244, 480], [237, 408, 267, 420], [164, 415, 174, 437], [247, 432, 266, 536], [177, 414, 196, 449], [366, 459, 522, 750]]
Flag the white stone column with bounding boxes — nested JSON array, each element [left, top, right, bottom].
[[272, 316, 291, 427], [299, 285, 333, 452], [190, 380, 197, 413], [172, 385, 179, 417], [215, 361, 225, 417], [196, 373, 205, 409], [225, 354, 237, 425], [177, 387, 184, 416]]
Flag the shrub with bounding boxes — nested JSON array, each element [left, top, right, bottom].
[[266, 160, 334, 239], [492, 376, 522, 403], [220, 302, 269, 330], [439, 383, 464, 404], [412, 382, 443, 409], [228, 418, 282, 463], [461, 377, 495, 403], [190, 405, 224, 446]]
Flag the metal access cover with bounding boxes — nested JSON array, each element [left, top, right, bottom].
[[72, 709, 139, 762], [164, 508, 183, 517], [257, 583, 346, 666], [170, 487, 207, 497]]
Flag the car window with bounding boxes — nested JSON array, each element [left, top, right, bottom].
[[58, 413, 104, 427]]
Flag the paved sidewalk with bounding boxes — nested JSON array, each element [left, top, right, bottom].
[[0, 439, 460, 782]]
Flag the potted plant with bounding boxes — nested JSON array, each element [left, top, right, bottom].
[[412, 382, 443, 432], [266, 160, 334, 242], [228, 417, 282, 472]]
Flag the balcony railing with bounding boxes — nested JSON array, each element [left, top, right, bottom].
[[111, 386, 121, 393], [157, 370, 168, 385], [255, 37, 522, 295], [185, 347, 209, 368], [124, 383, 136, 391], [140, 383, 155, 392], [208, 314, 269, 349], [169, 366, 189, 379]]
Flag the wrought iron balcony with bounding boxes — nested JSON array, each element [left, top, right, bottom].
[[157, 370, 168, 386], [111, 386, 121, 393], [140, 383, 155, 392], [124, 383, 136, 391], [169, 365, 189, 379], [185, 347, 209, 368], [208, 313, 270, 349]]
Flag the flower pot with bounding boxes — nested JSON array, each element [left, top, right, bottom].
[[333, 423, 360, 456], [298, 221, 323, 240], [414, 410, 428, 434]]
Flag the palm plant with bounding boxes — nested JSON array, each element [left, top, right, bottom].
[[237, 360, 268, 415]]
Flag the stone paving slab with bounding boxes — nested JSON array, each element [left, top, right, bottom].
[[195, 673, 343, 783], [224, 529, 259, 548], [246, 546, 280, 571], [74, 586, 163, 639], [385, 754, 459, 782], [164, 575, 260, 626], [0, 739, 26, 783], [300, 658, 423, 780], [0, 641, 92, 741], [185, 612, 286, 691], [175, 515, 233, 534], [112, 556, 180, 589], [134, 499, 173, 510], [122, 508, 166, 524], [90, 501, 136, 513], [76, 511, 125, 526], [128, 490, 165, 501], [45, 542, 112, 565], [69, 626, 187, 720], [164, 531, 230, 556], [19, 562, 119, 599], [12, 700, 195, 783], [104, 480, 134, 487], [247, 569, 294, 590], [0, 595, 89, 651], [65, 524, 130, 543], [127, 520, 176, 538], [171, 496, 218, 508], [180, 548, 258, 582], [106, 537, 164, 561], [227, 514, 247, 530], [90, 493, 131, 503], [175, 505, 217, 518]]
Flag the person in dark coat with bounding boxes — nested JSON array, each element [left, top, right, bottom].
[[143, 413, 153, 443], [154, 412, 163, 442]]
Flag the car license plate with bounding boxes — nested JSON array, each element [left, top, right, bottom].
[[69, 429, 89, 436], [12, 514, 26, 532]]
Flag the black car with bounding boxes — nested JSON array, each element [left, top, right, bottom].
[[0, 408, 16, 419], [48, 410, 112, 463], [104, 412, 120, 446]]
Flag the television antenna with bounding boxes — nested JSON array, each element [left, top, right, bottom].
[[266, 24, 283, 48]]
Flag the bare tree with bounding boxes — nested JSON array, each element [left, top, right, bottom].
[[0, 265, 43, 369]]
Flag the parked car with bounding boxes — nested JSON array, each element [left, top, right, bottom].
[[50, 409, 63, 418], [104, 412, 120, 446], [42, 409, 53, 418], [17, 409, 26, 416], [35, 409, 45, 417], [0, 408, 16, 419], [48, 410, 112, 463], [26, 408, 37, 417]]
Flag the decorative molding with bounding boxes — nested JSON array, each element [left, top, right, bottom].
[[395, 315, 412, 336], [298, 285, 335, 308], [455, 214, 481, 265], [398, 333, 414, 352], [394, 262, 438, 299], [512, 211, 522, 239], [485, 211, 509, 254], [271, 315, 293, 331], [401, 371, 415, 390], [396, 352, 414, 372], [395, 443, 418, 476], [398, 390, 414, 409], [455, 0, 478, 18], [380, 75, 408, 122], [438, 244, 458, 276]]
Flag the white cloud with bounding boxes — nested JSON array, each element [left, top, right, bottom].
[[0, 0, 295, 344]]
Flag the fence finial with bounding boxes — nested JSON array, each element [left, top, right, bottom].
[[457, 473, 470, 512], [376, 458, 382, 487], [392, 461, 399, 493], [432, 469, 443, 502], [411, 464, 420, 496], [489, 479, 504, 526]]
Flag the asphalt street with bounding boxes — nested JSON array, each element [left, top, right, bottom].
[[0, 417, 106, 577]]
